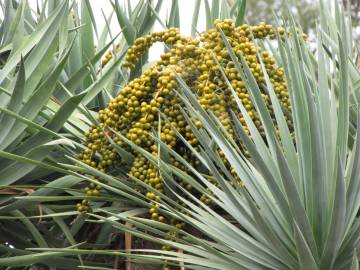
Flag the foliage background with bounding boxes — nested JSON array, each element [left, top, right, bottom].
[[0, 0, 359, 269], [22, 0, 360, 58]]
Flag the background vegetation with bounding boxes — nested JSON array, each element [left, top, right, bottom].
[[0, 0, 359, 269]]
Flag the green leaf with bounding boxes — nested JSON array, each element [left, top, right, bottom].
[[6, 0, 25, 54], [220, 0, 230, 19], [0, 57, 25, 145], [294, 223, 319, 270], [320, 156, 346, 269], [0, 251, 75, 267], [60, 36, 118, 95], [81, 49, 126, 105], [80, 0, 95, 89], [350, 251, 359, 270], [138, 0, 163, 37], [0, 39, 74, 150], [3, 93, 85, 168], [235, 0, 246, 26], [204, 0, 212, 30], [167, 0, 180, 28], [345, 112, 360, 233], [274, 143, 318, 258], [211, 0, 220, 22], [0, 144, 65, 186], [0, 176, 83, 214], [11, 210, 48, 248], [191, 0, 201, 36], [0, 0, 68, 85], [113, 0, 136, 45]]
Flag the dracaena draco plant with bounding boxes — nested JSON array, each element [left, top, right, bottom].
[[37, 1, 360, 270], [1, 0, 360, 269]]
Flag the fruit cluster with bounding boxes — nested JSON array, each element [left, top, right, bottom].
[[77, 20, 291, 226], [101, 43, 121, 67]]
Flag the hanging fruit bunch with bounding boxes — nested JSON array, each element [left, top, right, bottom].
[[101, 43, 121, 67], [77, 20, 291, 227]]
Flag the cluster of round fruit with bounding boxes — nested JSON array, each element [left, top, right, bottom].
[[77, 20, 291, 228], [101, 43, 121, 67]]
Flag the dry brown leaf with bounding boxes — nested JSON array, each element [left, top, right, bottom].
[[179, 249, 185, 270], [0, 187, 33, 195], [125, 222, 133, 270]]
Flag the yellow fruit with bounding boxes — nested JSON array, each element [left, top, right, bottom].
[[78, 20, 292, 230]]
